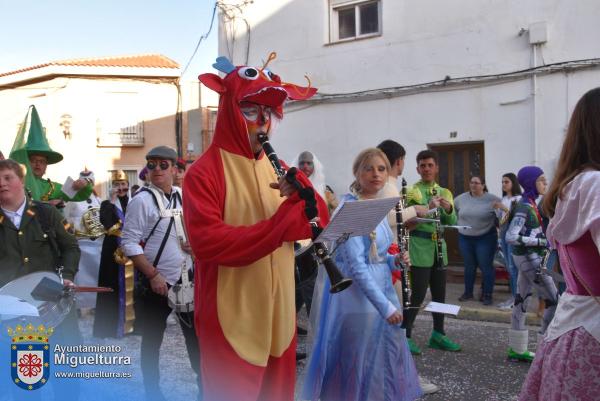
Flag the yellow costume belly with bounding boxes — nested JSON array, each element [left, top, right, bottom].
[[218, 149, 295, 366]]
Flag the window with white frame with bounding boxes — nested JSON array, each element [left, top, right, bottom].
[[330, 0, 381, 43]]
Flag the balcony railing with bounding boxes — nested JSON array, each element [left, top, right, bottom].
[[97, 122, 144, 147]]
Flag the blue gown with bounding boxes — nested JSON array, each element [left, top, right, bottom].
[[301, 194, 422, 401]]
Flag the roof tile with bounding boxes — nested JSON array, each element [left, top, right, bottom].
[[0, 54, 180, 78]]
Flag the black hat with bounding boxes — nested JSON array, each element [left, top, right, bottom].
[[145, 146, 177, 162]]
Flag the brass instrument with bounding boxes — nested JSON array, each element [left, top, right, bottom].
[[431, 187, 445, 270], [257, 133, 352, 293], [395, 178, 412, 309], [74, 207, 106, 239]]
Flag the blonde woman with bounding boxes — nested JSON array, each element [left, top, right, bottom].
[[302, 148, 422, 401]]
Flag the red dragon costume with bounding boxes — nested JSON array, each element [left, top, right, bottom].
[[183, 56, 326, 401]]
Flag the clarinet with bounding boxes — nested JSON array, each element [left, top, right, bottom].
[[395, 178, 411, 309], [257, 134, 352, 294], [431, 187, 445, 270]]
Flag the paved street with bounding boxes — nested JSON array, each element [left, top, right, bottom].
[[408, 317, 534, 401], [71, 303, 537, 401], [295, 313, 536, 401]]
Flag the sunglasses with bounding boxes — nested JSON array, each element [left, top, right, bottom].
[[146, 160, 172, 171]]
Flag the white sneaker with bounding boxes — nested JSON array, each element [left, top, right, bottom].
[[418, 375, 440, 394], [497, 297, 514, 310]]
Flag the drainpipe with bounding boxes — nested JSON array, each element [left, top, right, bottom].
[[532, 44, 538, 165], [527, 22, 548, 165], [174, 79, 183, 157]]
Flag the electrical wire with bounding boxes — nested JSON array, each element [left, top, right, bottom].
[[218, 1, 252, 65], [180, 1, 219, 77], [295, 57, 600, 105]]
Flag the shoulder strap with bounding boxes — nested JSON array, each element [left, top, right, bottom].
[[140, 188, 165, 246], [138, 187, 180, 267], [152, 218, 174, 267], [170, 190, 186, 244], [139, 187, 163, 211], [151, 191, 182, 267]]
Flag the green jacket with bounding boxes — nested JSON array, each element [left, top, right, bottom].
[[33, 175, 93, 202], [0, 199, 80, 286], [407, 181, 457, 267]]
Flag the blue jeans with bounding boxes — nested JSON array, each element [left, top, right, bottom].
[[499, 236, 518, 297], [458, 229, 498, 297]]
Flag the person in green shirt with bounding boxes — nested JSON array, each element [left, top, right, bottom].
[[401, 149, 461, 354], [28, 153, 92, 206], [9, 105, 92, 206]]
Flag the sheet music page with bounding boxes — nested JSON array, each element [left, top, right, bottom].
[[315, 197, 400, 243], [424, 301, 461, 316], [62, 176, 77, 198]]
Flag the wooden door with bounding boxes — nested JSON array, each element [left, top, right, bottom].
[[429, 142, 484, 265]]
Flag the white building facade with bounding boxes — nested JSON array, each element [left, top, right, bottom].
[[215, 0, 600, 197]]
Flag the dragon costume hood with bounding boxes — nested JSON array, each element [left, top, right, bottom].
[[199, 55, 317, 159]]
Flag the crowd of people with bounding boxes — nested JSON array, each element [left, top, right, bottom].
[[0, 58, 598, 401]]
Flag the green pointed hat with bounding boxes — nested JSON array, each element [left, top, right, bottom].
[[10, 105, 63, 165]]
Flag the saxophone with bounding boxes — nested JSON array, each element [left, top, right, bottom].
[[395, 178, 412, 309]]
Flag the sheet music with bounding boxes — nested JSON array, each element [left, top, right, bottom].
[[62, 176, 77, 198], [315, 197, 400, 243], [424, 301, 460, 316]]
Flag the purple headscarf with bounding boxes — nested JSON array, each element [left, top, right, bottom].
[[517, 166, 544, 201]]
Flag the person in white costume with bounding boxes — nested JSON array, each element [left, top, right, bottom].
[[64, 168, 103, 313]]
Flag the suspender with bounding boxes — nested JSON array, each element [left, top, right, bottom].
[[139, 187, 187, 268]]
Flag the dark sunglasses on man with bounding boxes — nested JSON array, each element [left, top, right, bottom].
[[146, 160, 172, 171]]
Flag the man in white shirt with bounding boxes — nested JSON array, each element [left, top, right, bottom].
[[121, 146, 200, 401]]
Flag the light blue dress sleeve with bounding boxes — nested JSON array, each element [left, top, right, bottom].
[[387, 254, 397, 271], [338, 234, 395, 319]]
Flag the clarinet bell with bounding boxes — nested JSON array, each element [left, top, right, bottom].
[[314, 244, 352, 293], [325, 259, 353, 293]]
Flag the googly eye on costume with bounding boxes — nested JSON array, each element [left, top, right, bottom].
[[238, 67, 259, 80], [263, 69, 275, 81]]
